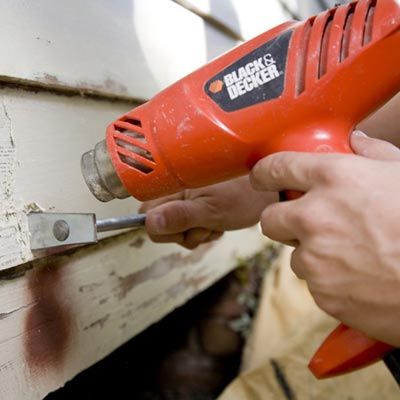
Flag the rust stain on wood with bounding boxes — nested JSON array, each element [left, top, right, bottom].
[[116, 243, 213, 300], [24, 263, 73, 374]]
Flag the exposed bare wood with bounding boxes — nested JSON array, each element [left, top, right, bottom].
[[0, 226, 266, 399]]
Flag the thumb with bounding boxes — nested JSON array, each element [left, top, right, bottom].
[[351, 130, 400, 161], [145, 199, 212, 235]]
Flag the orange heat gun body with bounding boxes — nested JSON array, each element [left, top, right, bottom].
[[82, 0, 400, 380]]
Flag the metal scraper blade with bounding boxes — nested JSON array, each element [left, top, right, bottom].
[[29, 212, 97, 251], [28, 212, 146, 253]]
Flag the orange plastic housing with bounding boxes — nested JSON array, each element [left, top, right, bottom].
[[105, 0, 400, 378]]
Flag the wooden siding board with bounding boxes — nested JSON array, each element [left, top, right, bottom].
[[0, 0, 238, 99], [0, 226, 266, 399], [0, 88, 143, 270]]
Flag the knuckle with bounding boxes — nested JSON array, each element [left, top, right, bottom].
[[268, 153, 286, 182], [173, 202, 192, 228], [317, 157, 348, 185], [250, 159, 268, 188], [292, 205, 318, 234], [315, 159, 334, 181]]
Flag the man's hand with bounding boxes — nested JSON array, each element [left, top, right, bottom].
[[250, 131, 400, 346], [140, 176, 277, 249]]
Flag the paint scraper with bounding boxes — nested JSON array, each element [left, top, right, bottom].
[[28, 212, 146, 252]]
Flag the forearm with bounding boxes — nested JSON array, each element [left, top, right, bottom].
[[357, 93, 400, 147]]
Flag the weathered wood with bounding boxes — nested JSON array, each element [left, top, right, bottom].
[[0, 88, 140, 269], [0, 2, 296, 398], [0, 226, 266, 399], [0, 0, 238, 100]]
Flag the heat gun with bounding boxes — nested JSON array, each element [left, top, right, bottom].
[[81, 0, 400, 380]]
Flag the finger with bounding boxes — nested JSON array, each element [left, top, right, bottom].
[[290, 247, 308, 280], [259, 202, 299, 243], [351, 130, 400, 161], [250, 152, 326, 193], [208, 231, 224, 241], [148, 232, 185, 245], [183, 228, 213, 249], [145, 199, 212, 235], [139, 192, 183, 213], [183, 230, 224, 249]]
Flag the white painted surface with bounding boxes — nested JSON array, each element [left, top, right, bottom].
[[181, 0, 291, 39], [0, 0, 238, 99], [0, 88, 140, 269], [0, 2, 275, 397], [0, 226, 266, 399]]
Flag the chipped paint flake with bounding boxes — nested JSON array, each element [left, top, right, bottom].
[[0, 97, 31, 268]]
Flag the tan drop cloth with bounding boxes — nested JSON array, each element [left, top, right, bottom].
[[218, 246, 399, 399]]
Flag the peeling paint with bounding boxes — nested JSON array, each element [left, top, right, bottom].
[[0, 97, 31, 269], [79, 282, 102, 293], [129, 235, 145, 248], [99, 297, 109, 305], [167, 274, 209, 298], [33, 73, 132, 101], [24, 203, 45, 213], [83, 314, 110, 331], [116, 243, 213, 300]]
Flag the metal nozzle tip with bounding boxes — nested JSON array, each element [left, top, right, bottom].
[[81, 149, 114, 202], [81, 140, 129, 202]]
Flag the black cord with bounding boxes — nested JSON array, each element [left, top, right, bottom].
[[383, 349, 400, 386]]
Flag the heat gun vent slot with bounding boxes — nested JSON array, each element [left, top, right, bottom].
[[115, 138, 154, 162], [113, 118, 156, 175], [340, 5, 355, 61], [318, 16, 333, 78], [122, 117, 142, 127], [295, 19, 313, 96], [118, 154, 154, 174], [363, 1, 376, 46]]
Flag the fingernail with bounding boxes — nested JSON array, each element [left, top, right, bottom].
[[353, 130, 367, 137], [153, 213, 166, 233]]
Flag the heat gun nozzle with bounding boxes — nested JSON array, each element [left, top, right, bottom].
[[81, 140, 129, 202]]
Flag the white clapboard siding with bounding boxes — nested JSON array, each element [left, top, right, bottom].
[[0, 0, 238, 100], [0, 1, 276, 398], [0, 88, 141, 269], [0, 225, 267, 400]]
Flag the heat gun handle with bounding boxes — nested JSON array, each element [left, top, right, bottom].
[[309, 323, 395, 379]]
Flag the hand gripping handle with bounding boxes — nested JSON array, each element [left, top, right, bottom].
[[278, 132, 396, 379], [281, 191, 395, 379]]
